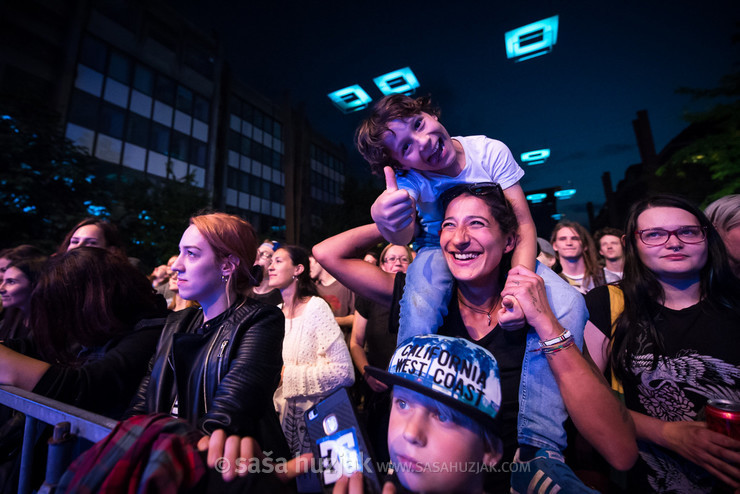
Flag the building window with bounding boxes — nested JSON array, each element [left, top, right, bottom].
[[108, 51, 131, 84], [79, 36, 107, 73], [133, 64, 154, 96]]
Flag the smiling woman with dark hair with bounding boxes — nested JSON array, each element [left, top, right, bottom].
[[0, 248, 47, 341], [313, 183, 637, 493]]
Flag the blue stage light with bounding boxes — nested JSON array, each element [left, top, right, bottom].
[[505, 15, 559, 62], [520, 148, 551, 165], [554, 189, 576, 199], [327, 85, 372, 113], [373, 67, 420, 96], [526, 192, 548, 203]]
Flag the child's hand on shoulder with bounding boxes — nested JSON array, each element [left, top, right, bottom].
[[371, 167, 416, 242]]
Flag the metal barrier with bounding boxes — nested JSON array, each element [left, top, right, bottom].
[[0, 385, 117, 494]]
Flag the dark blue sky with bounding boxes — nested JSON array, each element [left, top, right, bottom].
[[184, 0, 739, 226]]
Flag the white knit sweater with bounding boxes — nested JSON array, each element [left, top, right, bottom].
[[281, 296, 354, 399]]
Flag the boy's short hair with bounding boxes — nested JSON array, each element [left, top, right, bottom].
[[593, 227, 623, 246], [355, 94, 441, 175], [365, 334, 501, 431]]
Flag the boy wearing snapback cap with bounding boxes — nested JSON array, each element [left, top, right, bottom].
[[364, 334, 504, 493]]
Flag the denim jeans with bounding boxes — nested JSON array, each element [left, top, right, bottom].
[[399, 248, 588, 454], [398, 246, 454, 344]]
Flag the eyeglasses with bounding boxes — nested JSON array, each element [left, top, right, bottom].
[[383, 256, 410, 264], [258, 251, 273, 260], [635, 226, 707, 246], [440, 183, 504, 211]]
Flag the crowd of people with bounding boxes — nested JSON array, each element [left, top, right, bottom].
[[0, 94, 738, 494]]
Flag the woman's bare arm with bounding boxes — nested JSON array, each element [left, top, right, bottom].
[[312, 224, 396, 307]]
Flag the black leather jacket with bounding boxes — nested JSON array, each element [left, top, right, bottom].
[[127, 297, 287, 454]]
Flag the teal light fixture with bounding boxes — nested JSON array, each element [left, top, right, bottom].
[[373, 67, 420, 96], [327, 85, 372, 113], [520, 148, 551, 165], [554, 189, 576, 199], [505, 15, 559, 62]]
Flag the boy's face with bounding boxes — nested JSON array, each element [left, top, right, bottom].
[[387, 386, 489, 493], [382, 113, 461, 176], [598, 234, 623, 261], [552, 226, 584, 261]]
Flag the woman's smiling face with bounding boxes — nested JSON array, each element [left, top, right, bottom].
[[439, 194, 515, 287]]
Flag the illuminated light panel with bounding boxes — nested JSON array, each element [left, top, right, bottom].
[[505, 15, 559, 62], [554, 189, 576, 200], [551, 213, 564, 220], [526, 193, 548, 203], [327, 85, 372, 114], [373, 67, 420, 96], [521, 148, 551, 165]]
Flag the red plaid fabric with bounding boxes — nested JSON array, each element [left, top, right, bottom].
[[57, 413, 206, 494]]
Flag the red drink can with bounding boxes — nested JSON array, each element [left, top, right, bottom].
[[705, 399, 740, 440]]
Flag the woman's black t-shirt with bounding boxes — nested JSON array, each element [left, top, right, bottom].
[[586, 285, 740, 492]]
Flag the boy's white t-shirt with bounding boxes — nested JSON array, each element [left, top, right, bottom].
[[396, 135, 525, 243]]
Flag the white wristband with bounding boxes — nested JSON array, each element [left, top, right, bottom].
[[540, 330, 572, 347]]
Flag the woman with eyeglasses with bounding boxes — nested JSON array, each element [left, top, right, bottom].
[[314, 182, 636, 493], [584, 195, 740, 492], [350, 243, 414, 463]]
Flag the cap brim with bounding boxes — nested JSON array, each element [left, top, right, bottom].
[[364, 365, 499, 433]]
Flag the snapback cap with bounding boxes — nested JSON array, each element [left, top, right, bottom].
[[365, 335, 501, 426], [537, 237, 556, 257]]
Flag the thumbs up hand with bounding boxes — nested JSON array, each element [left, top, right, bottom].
[[370, 167, 416, 244]]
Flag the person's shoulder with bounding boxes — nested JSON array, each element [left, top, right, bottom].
[[537, 262, 575, 292], [308, 295, 332, 311], [457, 135, 510, 151], [537, 262, 586, 305]]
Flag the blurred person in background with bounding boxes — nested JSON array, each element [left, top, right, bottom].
[[0, 247, 47, 340], [249, 240, 282, 306], [350, 242, 414, 463], [551, 221, 605, 294], [705, 194, 740, 278], [594, 227, 625, 282]]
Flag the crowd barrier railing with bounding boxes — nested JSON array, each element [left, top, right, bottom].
[[0, 385, 117, 494]]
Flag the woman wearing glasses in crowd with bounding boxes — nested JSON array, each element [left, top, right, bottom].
[[249, 240, 282, 306], [350, 243, 414, 463], [314, 182, 636, 493], [584, 195, 740, 492]]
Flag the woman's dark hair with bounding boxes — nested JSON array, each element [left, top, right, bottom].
[[279, 245, 320, 304], [56, 217, 126, 256], [31, 247, 167, 365], [550, 220, 606, 287], [0, 244, 45, 263], [440, 183, 519, 286], [610, 194, 740, 382]]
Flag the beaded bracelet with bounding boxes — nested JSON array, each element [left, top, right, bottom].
[[539, 329, 572, 347], [529, 330, 575, 353], [539, 337, 576, 355]]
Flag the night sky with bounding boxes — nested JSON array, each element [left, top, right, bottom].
[[181, 0, 739, 226]]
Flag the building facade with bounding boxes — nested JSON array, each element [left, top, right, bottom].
[[0, 0, 348, 244]]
